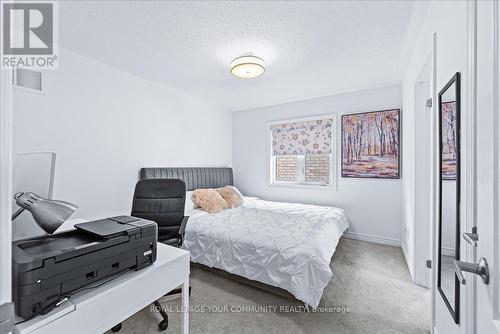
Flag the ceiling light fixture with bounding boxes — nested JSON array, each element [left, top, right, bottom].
[[230, 55, 265, 79]]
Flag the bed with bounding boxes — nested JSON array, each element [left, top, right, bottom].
[[140, 167, 349, 308]]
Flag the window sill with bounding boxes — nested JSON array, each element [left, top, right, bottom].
[[268, 182, 335, 190]]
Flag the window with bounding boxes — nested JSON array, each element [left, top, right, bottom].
[[269, 116, 336, 187]]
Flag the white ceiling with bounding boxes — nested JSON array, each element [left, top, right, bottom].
[[59, 1, 424, 112]]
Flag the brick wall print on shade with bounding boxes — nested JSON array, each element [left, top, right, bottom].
[[342, 109, 400, 179], [305, 154, 330, 182], [276, 155, 299, 182]]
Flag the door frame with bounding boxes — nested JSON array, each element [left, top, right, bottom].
[[495, 1, 500, 329], [0, 70, 13, 306], [413, 56, 433, 290], [431, 32, 438, 333]]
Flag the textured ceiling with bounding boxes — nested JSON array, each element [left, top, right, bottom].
[[59, 1, 422, 111]]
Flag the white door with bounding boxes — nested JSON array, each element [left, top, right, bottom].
[[448, 1, 499, 333], [471, 1, 499, 333], [433, 1, 499, 334]]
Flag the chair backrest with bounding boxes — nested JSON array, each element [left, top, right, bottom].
[[131, 178, 186, 241]]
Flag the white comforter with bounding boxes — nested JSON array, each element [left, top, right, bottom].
[[182, 197, 349, 307]]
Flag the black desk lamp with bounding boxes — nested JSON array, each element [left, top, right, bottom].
[[12, 192, 78, 234]]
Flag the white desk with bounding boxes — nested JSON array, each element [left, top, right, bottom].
[[13, 219, 190, 334]]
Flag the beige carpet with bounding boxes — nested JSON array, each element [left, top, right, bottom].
[[106, 238, 430, 334]]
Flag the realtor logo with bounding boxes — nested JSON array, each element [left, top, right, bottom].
[[1, 1, 58, 69]]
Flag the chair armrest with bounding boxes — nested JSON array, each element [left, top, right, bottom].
[[178, 216, 189, 245]]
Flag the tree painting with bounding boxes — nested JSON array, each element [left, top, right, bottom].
[[342, 109, 400, 178], [441, 101, 457, 180]]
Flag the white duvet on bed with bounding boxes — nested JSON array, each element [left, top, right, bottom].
[[182, 197, 349, 307]]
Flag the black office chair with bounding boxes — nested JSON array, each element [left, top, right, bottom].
[[111, 178, 189, 332], [131, 178, 188, 247]]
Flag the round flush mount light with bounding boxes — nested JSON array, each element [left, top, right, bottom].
[[230, 55, 265, 79]]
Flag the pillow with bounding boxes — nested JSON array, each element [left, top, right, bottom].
[[216, 186, 244, 208], [184, 191, 198, 213], [191, 189, 228, 214]]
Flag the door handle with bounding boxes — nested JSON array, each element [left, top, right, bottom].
[[453, 257, 489, 285]]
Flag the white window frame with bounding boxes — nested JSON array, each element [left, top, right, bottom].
[[267, 114, 338, 190]]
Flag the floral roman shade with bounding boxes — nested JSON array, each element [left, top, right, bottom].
[[271, 118, 333, 156]]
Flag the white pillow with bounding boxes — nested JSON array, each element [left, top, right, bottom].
[[184, 191, 195, 213]]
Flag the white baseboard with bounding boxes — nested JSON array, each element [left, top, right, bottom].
[[433, 326, 439, 334], [343, 231, 401, 247]]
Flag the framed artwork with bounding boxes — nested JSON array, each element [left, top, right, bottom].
[[341, 109, 400, 179], [441, 101, 457, 180]]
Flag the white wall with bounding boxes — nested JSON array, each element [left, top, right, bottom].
[[12, 47, 232, 227], [401, 1, 467, 332], [232, 85, 402, 244]]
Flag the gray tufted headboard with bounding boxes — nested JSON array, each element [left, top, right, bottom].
[[139, 167, 233, 191]]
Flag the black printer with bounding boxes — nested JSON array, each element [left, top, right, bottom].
[[12, 215, 157, 320]]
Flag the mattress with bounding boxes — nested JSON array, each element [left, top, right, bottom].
[[182, 197, 349, 307]]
